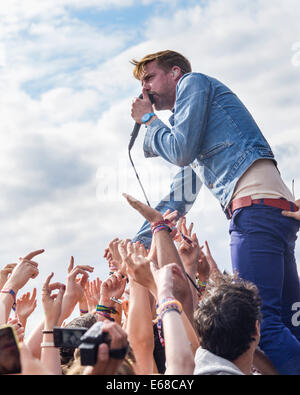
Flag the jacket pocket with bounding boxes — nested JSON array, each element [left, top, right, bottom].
[[199, 142, 232, 160]]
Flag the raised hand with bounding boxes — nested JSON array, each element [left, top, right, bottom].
[[65, 256, 94, 301], [99, 271, 127, 309], [42, 272, 65, 330], [15, 288, 37, 328], [198, 240, 221, 281], [122, 193, 163, 224], [197, 246, 210, 282], [108, 238, 123, 269], [0, 263, 17, 290], [177, 218, 200, 271], [83, 320, 129, 375], [123, 242, 157, 296], [84, 278, 102, 312], [8, 317, 25, 343], [131, 87, 154, 124], [58, 256, 94, 325], [3, 249, 44, 292], [150, 261, 186, 302]]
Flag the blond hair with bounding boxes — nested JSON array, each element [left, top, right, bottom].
[[130, 50, 192, 80]]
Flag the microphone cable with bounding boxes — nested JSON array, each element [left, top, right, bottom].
[[128, 93, 153, 207]]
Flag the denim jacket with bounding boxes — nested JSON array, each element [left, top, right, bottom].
[[132, 72, 275, 247]]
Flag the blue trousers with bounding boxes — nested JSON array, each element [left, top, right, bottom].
[[229, 203, 300, 375]]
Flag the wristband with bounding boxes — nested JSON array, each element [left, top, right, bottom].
[[109, 342, 129, 360], [0, 288, 17, 311], [196, 277, 207, 293], [95, 311, 115, 321], [41, 342, 55, 347], [42, 330, 54, 334], [151, 219, 172, 229], [141, 112, 156, 124], [157, 299, 183, 318], [110, 296, 122, 305], [96, 304, 117, 314], [151, 220, 172, 235]]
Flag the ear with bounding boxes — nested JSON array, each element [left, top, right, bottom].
[[254, 320, 260, 342], [171, 66, 181, 80]]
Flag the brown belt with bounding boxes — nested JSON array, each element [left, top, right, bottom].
[[226, 195, 299, 219]]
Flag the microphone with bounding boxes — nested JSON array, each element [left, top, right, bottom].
[[128, 92, 154, 207], [128, 93, 154, 151]]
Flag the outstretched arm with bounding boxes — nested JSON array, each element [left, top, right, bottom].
[[41, 272, 65, 375], [123, 193, 194, 324], [151, 262, 195, 375], [0, 249, 42, 325], [132, 166, 202, 248], [122, 242, 155, 375]]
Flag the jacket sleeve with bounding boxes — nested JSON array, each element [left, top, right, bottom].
[[131, 165, 203, 248], [143, 73, 211, 167]]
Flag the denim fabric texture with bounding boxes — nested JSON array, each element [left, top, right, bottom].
[[131, 72, 300, 374], [230, 204, 300, 374], [133, 72, 275, 246]]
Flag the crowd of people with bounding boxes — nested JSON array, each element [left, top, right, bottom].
[[1, 192, 299, 376]]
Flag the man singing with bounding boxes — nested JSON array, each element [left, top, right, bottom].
[[130, 50, 300, 374]]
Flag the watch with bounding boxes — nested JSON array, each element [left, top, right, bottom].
[[141, 112, 156, 124]]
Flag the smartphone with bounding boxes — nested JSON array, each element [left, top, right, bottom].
[[0, 325, 21, 375], [53, 327, 87, 348]]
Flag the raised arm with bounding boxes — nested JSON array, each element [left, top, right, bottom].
[[122, 235, 200, 358], [0, 249, 42, 325], [132, 166, 202, 248], [96, 271, 127, 325], [151, 262, 195, 375], [177, 218, 201, 309], [122, 242, 155, 374], [15, 288, 37, 331], [123, 193, 194, 324], [40, 272, 65, 375], [0, 263, 17, 290], [57, 256, 94, 325]]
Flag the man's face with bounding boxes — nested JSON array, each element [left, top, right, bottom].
[[140, 60, 177, 111]]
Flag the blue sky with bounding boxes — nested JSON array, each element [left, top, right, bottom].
[[1, 0, 300, 332]]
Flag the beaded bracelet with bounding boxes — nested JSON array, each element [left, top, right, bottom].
[[151, 219, 172, 228], [153, 225, 172, 235], [153, 297, 174, 324], [151, 220, 172, 235], [196, 278, 207, 294], [96, 311, 115, 322], [0, 288, 17, 311], [96, 304, 117, 314], [157, 299, 183, 317], [155, 299, 182, 348]]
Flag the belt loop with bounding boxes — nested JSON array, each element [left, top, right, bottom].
[[226, 206, 233, 219], [291, 201, 295, 212]]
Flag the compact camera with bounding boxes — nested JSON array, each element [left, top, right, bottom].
[[78, 321, 111, 366], [53, 326, 87, 349], [53, 322, 111, 366]]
